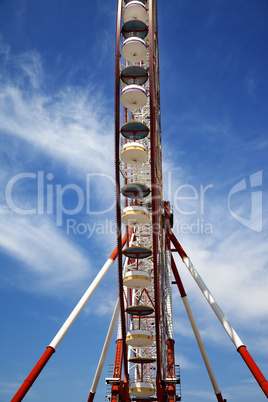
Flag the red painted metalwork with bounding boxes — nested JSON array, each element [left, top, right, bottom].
[[12, 2, 268, 402], [164, 202, 176, 402], [169, 230, 188, 260], [238, 345, 268, 397], [11, 346, 55, 402], [113, 1, 167, 399], [170, 228, 268, 399], [166, 339, 176, 402], [170, 254, 225, 402], [164, 202, 170, 248], [87, 391, 95, 402], [148, 0, 163, 393], [170, 254, 187, 298], [111, 338, 123, 402], [114, 0, 129, 387], [111, 384, 120, 402], [114, 339, 123, 380], [11, 234, 127, 402], [216, 393, 225, 402], [110, 233, 127, 261]]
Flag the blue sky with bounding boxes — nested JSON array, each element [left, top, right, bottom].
[[0, 0, 268, 401]]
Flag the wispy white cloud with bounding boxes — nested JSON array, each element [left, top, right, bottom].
[[245, 75, 257, 99], [0, 41, 117, 295], [16, 51, 43, 89], [0, 83, 114, 174], [0, 43, 114, 177], [183, 389, 216, 400], [175, 352, 200, 370], [222, 381, 260, 401], [0, 35, 10, 60], [0, 206, 91, 295], [164, 154, 268, 355], [170, 232, 268, 356], [0, 381, 22, 396], [84, 288, 118, 318]]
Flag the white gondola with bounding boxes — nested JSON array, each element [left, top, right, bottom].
[[129, 382, 155, 397], [121, 84, 147, 110], [121, 142, 148, 165], [125, 0, 147, 4], [121, 206, 150, 227], [123, 270, 151, 289], [122, 37, 147, 63], [126, 329, 153, 347], [123, 1, 148, 23]]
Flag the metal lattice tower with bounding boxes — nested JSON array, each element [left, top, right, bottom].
[[112, 0, 178, 400], [9, 2, 268, 402]]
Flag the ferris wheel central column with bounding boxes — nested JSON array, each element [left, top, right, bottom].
[[114, 0, 129, 393], [113, 0, 169, 400], [148, 0, 162, 386]]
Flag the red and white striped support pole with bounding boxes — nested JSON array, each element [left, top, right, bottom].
[[170, 255, 225, 402], [88, 233, 134, 402], [11, 236, 126, 402], [170, 230, 268, 398], [87, 298, 120, 402], [49, 234, 126, 350], [10, 347, 55, 402], [165, 250, 176, 402]]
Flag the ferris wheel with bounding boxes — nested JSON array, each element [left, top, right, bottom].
[[10, 1, 268, 402]]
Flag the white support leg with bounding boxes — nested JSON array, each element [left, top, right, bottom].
[[89, 298, 120, 395], [183, 256, 244, 349], [182, 295, 221, 395]]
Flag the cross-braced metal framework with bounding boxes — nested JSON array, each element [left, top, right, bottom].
[[113, 0, 167, 399], [9, 2, 268, 402]]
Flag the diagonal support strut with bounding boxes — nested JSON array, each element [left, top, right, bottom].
[[169, 229, 268, 398], [11, 236, 126, 402]]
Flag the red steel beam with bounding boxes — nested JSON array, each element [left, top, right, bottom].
[[164, 202, 176, 402], [238, 345, 268, 397], [11, 347, 55, 402], [166, 339, 176, 402], [11, 236, 126, 402], [170, 229, 268, 398], [148, 1, 162, 393], [114, 0, 129, 386], [170, 254, 225, 402], [111, 339, 123, 402]]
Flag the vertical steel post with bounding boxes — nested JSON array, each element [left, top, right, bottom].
[[164, 202, 176, 402], [114, 1, 129, 395], [148, 2, 163, 398]]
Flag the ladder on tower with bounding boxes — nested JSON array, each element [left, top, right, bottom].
[[104, 364, 115, 402]]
